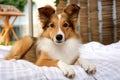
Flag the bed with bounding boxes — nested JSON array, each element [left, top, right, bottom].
[[0, 41, 120, 80]]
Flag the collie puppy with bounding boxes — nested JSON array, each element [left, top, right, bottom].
[[5, 4, 96, 78]]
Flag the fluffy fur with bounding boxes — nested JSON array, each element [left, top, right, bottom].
[[5, 4, 96, 78]]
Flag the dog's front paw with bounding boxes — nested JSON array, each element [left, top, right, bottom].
[[62, 65, 75, 78], [81, 61, 96, 74], [81, 62, 96, 74], [5, 54, 21, 60], [58, 61, 75, 78], [79, 58, 96, 74]]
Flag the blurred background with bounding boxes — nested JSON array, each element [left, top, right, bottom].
[[0, 0, 119, 45]]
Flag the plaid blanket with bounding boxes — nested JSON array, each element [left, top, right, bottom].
[[0, 41, 120, 80]]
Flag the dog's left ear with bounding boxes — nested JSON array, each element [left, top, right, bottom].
[[64, 4, 80, 21], [64, 4, 80, 31], [64, 4, 80, 22]]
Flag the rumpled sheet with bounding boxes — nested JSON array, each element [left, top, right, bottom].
[[0, 41, 120, 80]]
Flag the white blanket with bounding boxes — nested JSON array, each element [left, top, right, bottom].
[[0, 41, 120, 80]]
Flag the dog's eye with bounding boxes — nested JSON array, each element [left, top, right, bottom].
[[49, 23, 55, 28], [63, 23, 68, 27]]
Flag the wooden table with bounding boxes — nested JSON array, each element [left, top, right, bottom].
[[0, 12, 24, 45]]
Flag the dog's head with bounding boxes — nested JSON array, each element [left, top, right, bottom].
[[38, 4, 80, 44]]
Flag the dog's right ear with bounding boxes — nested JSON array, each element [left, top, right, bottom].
[[38, 6, 55, 29]]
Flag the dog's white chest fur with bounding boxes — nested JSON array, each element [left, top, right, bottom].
[[37, 38, 80, 64]]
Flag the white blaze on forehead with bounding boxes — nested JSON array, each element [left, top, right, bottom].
[[57, 14, 64, 35], [58, 14, 61, 20], [58, 14, 61, 28]]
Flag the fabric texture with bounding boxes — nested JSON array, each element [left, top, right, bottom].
[[0, 41, 120, 80]]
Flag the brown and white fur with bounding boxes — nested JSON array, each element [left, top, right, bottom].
[[5, 4, 96, 78]]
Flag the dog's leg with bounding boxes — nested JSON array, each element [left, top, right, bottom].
[[57, 60, 75, 78], [5, 36, 33, 60], [36, 60, 75, 78], [35, 52, 75, 78], [35, 52, 58, 66], [78, 57, 96, 74]]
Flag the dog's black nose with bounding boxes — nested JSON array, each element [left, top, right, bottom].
[[56, 34, 63, 41]]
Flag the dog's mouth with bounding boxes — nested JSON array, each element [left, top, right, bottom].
[[55, 41, 65, 45], [54, 39, 65, 44], [56, 41, 64, 43], [57, 41, 62, 43]]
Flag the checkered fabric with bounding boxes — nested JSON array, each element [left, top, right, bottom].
[[0, 41, 120, 80]]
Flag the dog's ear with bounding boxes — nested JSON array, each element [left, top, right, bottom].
[[64, 4, 80, 21], [64, 4, 80, 31], [38, 5, 55, 29]]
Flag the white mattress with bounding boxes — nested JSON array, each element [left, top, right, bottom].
[[0, 41, 120, 80]]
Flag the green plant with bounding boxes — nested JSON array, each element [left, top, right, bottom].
[[54, 0, 67, 6], [0, 0, 34, 12], [54, 0, 59, 6], [0, 41, 15, 45]]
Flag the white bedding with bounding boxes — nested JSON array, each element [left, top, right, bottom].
[[0, 41, 120, 80]]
